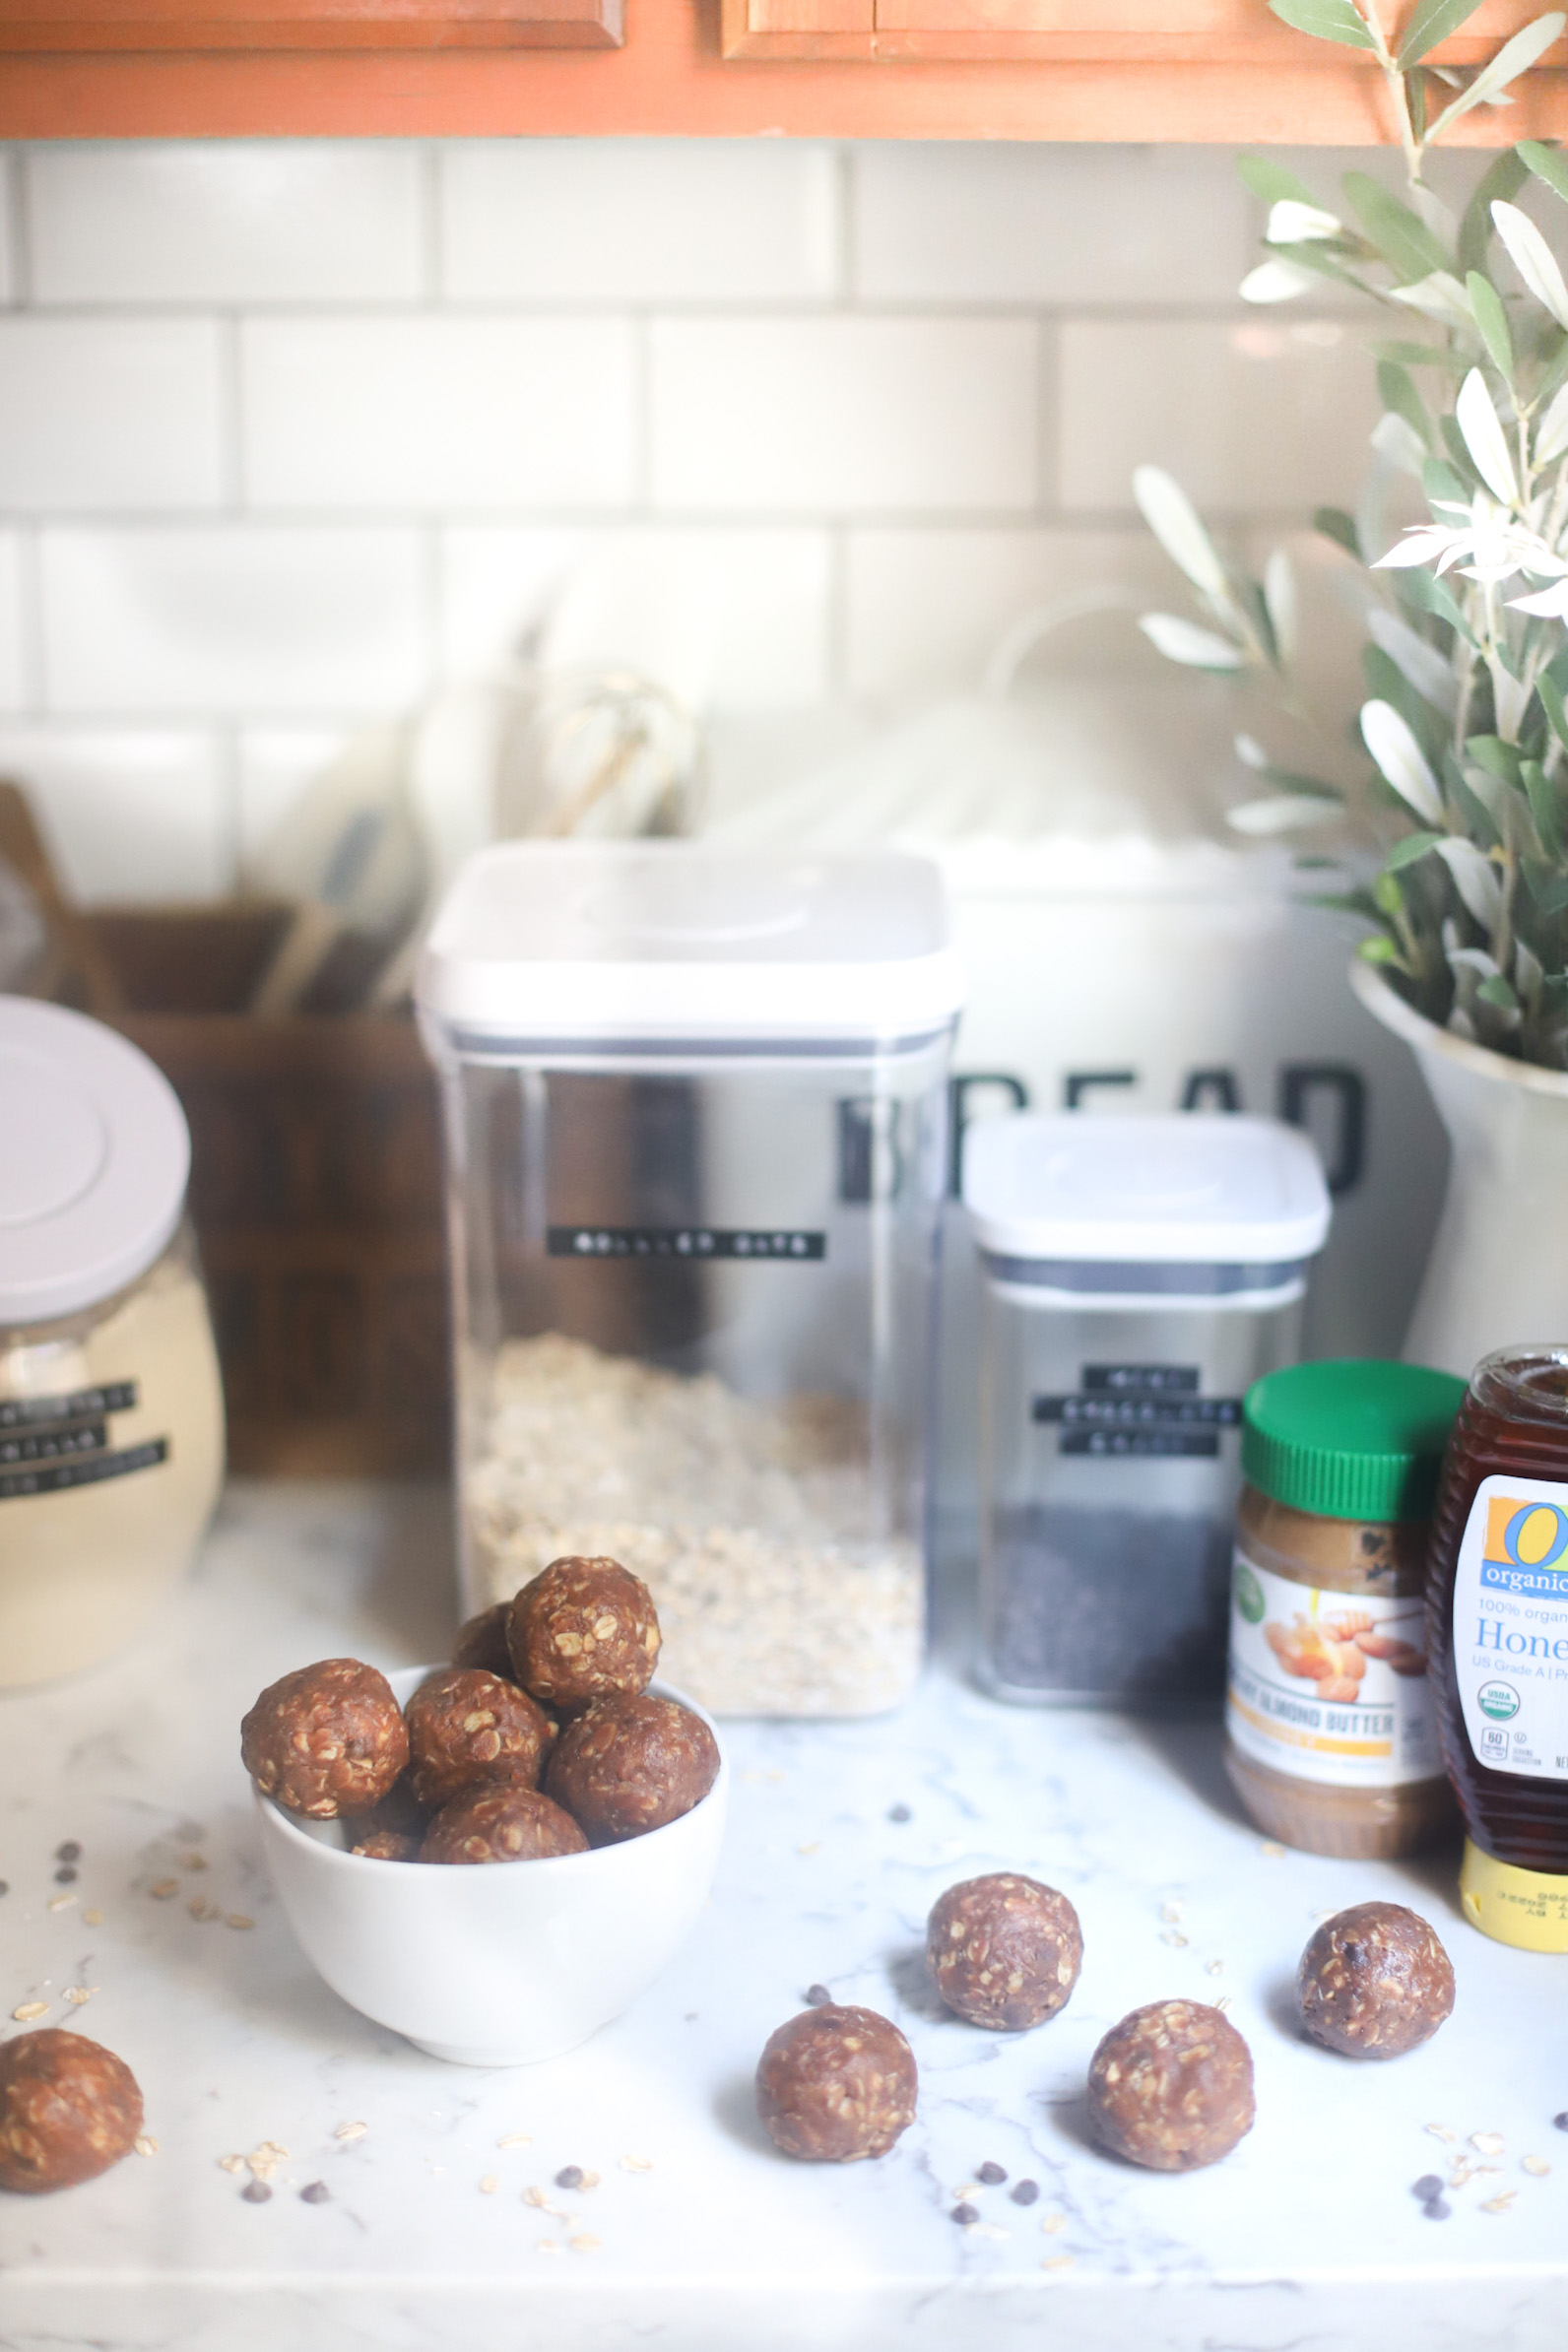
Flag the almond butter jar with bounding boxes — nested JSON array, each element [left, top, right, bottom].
[[1224, 1360, 1466, 1860]]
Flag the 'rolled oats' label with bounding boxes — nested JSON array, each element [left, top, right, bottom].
[[1226, 1551, 1440, 1788], [1453, 1475, 1568, 1782]]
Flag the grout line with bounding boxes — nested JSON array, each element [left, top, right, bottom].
[[219, 315, 245, 513]]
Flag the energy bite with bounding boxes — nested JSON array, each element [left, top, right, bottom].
[[1087, 2000, 1255, 2172], [508, 1557, 661, 1712], [1296, 1902, 1455, 2058], [545, 1692, 719, 1846], [755, 2004, 917, 2162], [926, 1873, 1082, 2030], [421, 1782, 588, 1865], [0, 2030, 144, 2193], [451, 1603, 515, 1680], [406, 1667, 555, 1809], [241, 1658, 408, 1819]]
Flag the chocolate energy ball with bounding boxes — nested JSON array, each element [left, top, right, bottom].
[[1087, 2000, 1255, 2172], [240, 1658, 409, 1819], [0, 2030, 144, 2193], [544, 1692, 719, 1846], [926, 1873, 1082, 2030], [508, 1557, 661, 1712], [406, 1667, 555, 1810], [1297, 1902, 1455, 2058], [421, 1782, 589, 1865], [755, 2004, 918, 2162], [451, 1603, 515, 1680]]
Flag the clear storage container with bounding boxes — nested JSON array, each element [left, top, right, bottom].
[[0, 998, 226, 1686], [416, 843, 963, 1718], [964, 1113, 1330, 1708]]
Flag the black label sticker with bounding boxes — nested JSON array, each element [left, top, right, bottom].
[[0, 1381, 137, 1431], [0, 1419, 108, 1470], [1, 1437, 169, 1503], [1058, 1428, 1222, 1460], [1081, 1364, 1200, 1397], [1034, 1395, 1241, 1430], [548, 1226, 826, 1262]]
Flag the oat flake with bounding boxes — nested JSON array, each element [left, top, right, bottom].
[[497, 2133, 532, 2150], [64, 1987, 96, 2005], [134, 2136, 159, 2158], [1523, 2156, 1551, 2177], [569, 2235, 601, 2253], [620, 2155, 653, 2172], [11, 2002, 47, 2022], [334, 2122, 367, 2142], [480, 2176, 499, 2194], [1481, 2192, 1517, 2214], [1041, 2254, 1075, 2272], [150, 1880, 179, 1901], [82, 1909, 102, 1927], [1470, 2132, 1505, 2155]]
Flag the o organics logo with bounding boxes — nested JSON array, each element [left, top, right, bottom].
[[1234, 1563, 1265, 1625], [1478, 1681, 1521, 1722], [1485, 1496, 1568, 1569]]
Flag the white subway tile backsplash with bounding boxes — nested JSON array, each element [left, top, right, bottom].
[[0, 319, 223, 513], [440, 141, 840, 305], [1058, 315, 1379, 516], [0, 725, 229, 901], [845, 526, 1177, 703], [241, 317, 637, 511], [852, 145, 1251, 307], [0, 532, 25, 711], [650, 317, 1039, 515], [39, 527, 429, 715], [0, 156, 17, 306], [27, 143, 425, 305], [440, 525, 831, 707]]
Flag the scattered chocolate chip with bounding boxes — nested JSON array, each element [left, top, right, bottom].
[[1412, 2175, 1444, 2201], [241, 2180, 272, 2204], [886, 1804, 912, 1824], [55, 1842, 82, 1864], [299, 2182, 331, 2204], [1011, 2179, 1039, 2206], [555, 2165, 584, 2191], [950, 2202, 978, 2226], [1422, 2197, 1451, 2220], [53, 1866, 78, 1885], [976, 2161, 1007, 2185], [805, 1984, 832, 2007], [0, 1882, 9, 1898], [1555, 2113, 1568, 2132]]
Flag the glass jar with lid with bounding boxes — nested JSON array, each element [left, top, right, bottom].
[[416, 842, 963, 1718], [0, 998, 226, 1686], [964, 1111, 1331, 1708]]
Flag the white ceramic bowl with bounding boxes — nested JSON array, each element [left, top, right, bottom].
[[254, 1666, 728, 2066]]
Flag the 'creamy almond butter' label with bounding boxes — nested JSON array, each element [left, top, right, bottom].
[[1226, 1551, 1440, 1788]]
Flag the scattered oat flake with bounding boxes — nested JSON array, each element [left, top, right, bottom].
[[219, 2155, 247, 2175], [181, 1853, 208, 1871], [11, 2002, 47, 2022], [1158, 1901, 1183, 1924], [1427, 2124, 1457, 2144], [523, 2186, 551, 2208], [968, 2222, 1009, 2242], [64, 1987, 96, 2005], [227, 1915, 254, 1931], [1524, 2156, 1551, 2177], [1041, 2254, 1075, 2272], [150, 1880, 179, 1900], [1159, 1929, 1189, 1948], [134, 2136, 159, 2158], [578, 2169, 601, 2190], [1260, 1842, 1285, 1860], [536, 2240, 562, 2255], [82, 1909, 102, 1927], [954, 2182, 981, 2200], [480, 2176, 499, 2194], [497, 2132, 532, 2150], [1471, 2132, 1505, 2155], [620, 2154, 653, 2172], [247, 2142, 289, 2181], [1449, 2163, 1474, 2189], [188, 1899, 216, 1922], [1206, 1959, 1225, 1977], [47, 1894, 77, 1913], [1214, 1994, 1233, 2012], [335, 2122, 367, 2142], [1041, 2214, 1066, 2235], [796, 1842, 820, 1857], [1481, 2191, 1517, 2214], [569, 2235, 601, 2254]]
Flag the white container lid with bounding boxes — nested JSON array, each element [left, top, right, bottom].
[[416, 842, 963, 1053], [963, 1112, 1331, 1269], [0, 997, 190, 1325]]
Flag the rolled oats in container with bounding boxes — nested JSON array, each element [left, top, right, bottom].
[[416, 843, 962, 1717]]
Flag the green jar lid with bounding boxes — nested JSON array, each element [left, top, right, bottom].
[[1241, 1358, 1468, 1523]]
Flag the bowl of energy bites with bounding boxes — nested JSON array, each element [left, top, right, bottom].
[[244, 1557, 727, 2065]]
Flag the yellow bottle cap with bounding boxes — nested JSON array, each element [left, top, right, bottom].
[[1460, 1839, 1568, 1952]]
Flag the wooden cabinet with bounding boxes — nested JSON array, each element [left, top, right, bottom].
[[2, 0, 1565, 141]]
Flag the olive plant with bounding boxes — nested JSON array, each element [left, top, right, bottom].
[[1137, 0, 1568, 1067]]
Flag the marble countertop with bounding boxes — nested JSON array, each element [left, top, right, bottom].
[[3, 1481, 1566, 2352]]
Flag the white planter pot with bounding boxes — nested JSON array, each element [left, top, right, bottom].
[[1352, 960, 1568, 1378]]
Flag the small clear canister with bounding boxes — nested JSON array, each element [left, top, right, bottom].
[[416, 843, 963, 1718], [964, 1113, 1331, 1708]]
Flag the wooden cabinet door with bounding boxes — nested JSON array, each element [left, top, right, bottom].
[[0, 0, 624, 52]]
